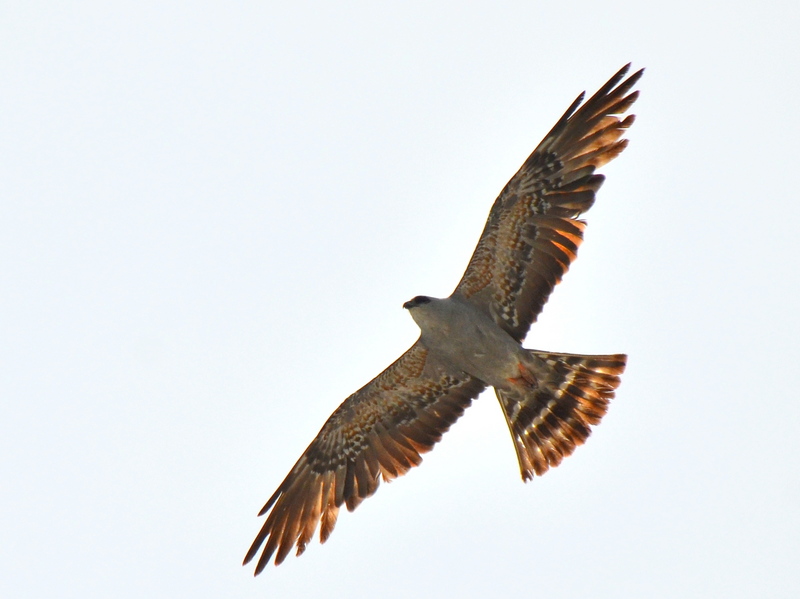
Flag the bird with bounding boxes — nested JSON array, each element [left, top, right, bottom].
[[244, 64, 641, 575]]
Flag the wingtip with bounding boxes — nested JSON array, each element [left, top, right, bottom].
[[253, 550, 272, 576], [242, 545, 255, 566], [611, 63, 645, 93], [625, 66, 645, 87], [608, 63, 632, 87], [242, 546, 259, 569]]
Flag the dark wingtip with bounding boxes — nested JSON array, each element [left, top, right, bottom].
[[253, 549, 272, 576], [242, 542, 259, 568], [624, 66, 645, 88]]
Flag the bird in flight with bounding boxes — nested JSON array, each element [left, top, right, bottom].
[[244, 64, 642, 574]]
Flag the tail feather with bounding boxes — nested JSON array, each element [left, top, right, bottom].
[[495, 351, 626, 481]]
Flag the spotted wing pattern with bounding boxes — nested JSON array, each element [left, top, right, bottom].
[[243, 341, 485, 574], [454, 64, 642, 342]]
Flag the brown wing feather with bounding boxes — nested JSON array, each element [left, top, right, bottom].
[[243, 341, 485, 574], [454, 64, 642, 341]]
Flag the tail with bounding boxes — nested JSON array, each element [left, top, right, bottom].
[[495, 351, 626, 481]]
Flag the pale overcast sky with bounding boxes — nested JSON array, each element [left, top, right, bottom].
[[2, 2, 799, 597]]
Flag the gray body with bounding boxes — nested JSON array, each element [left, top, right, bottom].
[[405, 295, 530, 391]]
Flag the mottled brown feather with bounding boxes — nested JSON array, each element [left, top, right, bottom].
[[454, 64, 642, 342], [243, 341, 485, 573]]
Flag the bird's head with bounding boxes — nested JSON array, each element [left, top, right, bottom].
[[403, 295, 433, 310]]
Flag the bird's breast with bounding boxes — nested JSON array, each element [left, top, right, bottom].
[[414, 298, 523, 387]]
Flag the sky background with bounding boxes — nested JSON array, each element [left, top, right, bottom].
[[2, 2, 799, 597]]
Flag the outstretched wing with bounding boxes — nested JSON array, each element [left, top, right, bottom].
[[454, 64, 642, 342], [243, 341, 485, 574]]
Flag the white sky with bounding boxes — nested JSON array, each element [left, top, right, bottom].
[[2, 2, 799, 597]]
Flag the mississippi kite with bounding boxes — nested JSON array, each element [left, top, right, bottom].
[[245, 64, 642, 574]]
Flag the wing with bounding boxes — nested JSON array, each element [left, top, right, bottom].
[[454, 64, 642, 342], [243, 340, 486, 574]]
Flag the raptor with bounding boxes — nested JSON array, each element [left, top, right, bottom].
[[245, 64, 641, 574]]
